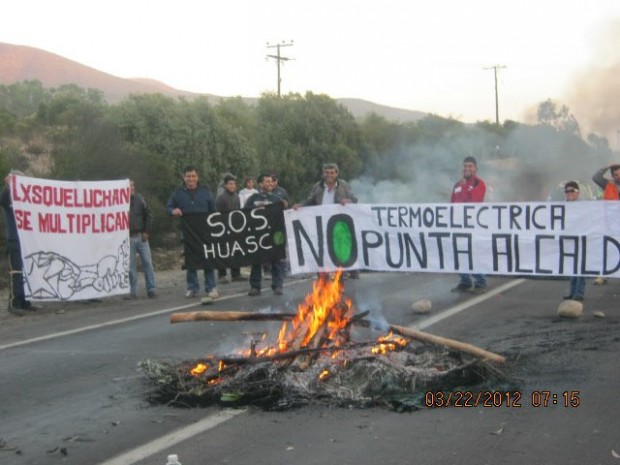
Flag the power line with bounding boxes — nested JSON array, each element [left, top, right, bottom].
[[483, 64, 507, 125], [266, 40, 294, 98]]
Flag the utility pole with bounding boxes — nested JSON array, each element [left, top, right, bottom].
[[266, 40, 294, 98], [483, 64, 507, 125]]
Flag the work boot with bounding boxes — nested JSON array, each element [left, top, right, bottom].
[[451, 284, 472, 292], [8, 306, 25, 317], [248, 288, 261, 296], [11, 299, 35, 311]]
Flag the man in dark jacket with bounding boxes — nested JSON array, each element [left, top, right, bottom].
[[244, 174, 285, 296], [301, 163, 358, 207], [296, 163, 359, 278], [127, 180, 157, 299], [271, 174, 290, 208], [1, 171, 34, 315], [215, 174, 242, 282], [167, 166, 218, 300]]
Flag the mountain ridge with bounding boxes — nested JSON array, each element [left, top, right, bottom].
[[0, 42, 426, 122]]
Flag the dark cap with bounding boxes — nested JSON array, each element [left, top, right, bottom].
[[564, 181, 579, 192]]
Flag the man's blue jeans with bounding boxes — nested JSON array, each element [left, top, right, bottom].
[[568, 277, 586, 299], [459, 273, 487, 288], [187, 267, 216, 293], [250, 260, 283, 290], [129, 235, 156, 295]]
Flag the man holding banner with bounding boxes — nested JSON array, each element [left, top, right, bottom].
[[1, 171, 33, 315], [562, 181, 586, 301], [244, 174, 285, 296], [167, 166, 218, 300], [450, 156, 488, 294], [215, 174, 242, 283], [296, 162, 360, 279]]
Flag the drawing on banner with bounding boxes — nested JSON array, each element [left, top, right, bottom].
[[23, 239, 130, 300]]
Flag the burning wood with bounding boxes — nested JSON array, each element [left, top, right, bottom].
[[142, 271, 508, 410], [170, 310, 505, 363]]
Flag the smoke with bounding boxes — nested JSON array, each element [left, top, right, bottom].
[[344, 19, 620, 211], [350, 138, 473, 204], [347, 118, 606, 206], [567, 17, 620, 147]]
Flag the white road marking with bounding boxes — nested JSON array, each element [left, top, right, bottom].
[[0, 302, 197, 351], [0, 279, 309, 352], [414, 278, 525, 330], [97, 409, 246, 465]]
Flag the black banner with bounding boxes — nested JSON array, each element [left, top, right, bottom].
[[181, 203, 286, 270]]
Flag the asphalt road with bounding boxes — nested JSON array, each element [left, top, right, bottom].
[[0, 271, 618, 465]]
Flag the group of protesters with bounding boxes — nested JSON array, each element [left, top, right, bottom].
[[166, 163, 358, 301], [0, 163, 358, 314], [3, 158, 620, 316]]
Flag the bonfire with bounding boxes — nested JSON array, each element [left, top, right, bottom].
[[141, 271, 507, 411]]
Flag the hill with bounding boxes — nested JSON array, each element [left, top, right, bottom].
[[0, 42, 426, 122]]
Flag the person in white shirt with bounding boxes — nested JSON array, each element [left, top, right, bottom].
[[239, 177, 258, 208]]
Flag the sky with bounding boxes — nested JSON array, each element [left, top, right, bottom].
[[1, 0, 620, 127]]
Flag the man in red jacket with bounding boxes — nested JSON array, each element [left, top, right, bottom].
[[450, 156, 487, 293]]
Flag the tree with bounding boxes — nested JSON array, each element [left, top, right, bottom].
[[586, 133, 612, 160], [537, 99, 580, 136], [0, 80, 49, 119], [254, 92, 363, 200]]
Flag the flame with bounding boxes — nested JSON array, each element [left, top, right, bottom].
[[189, 359, 228, 377], [230, 270, 354, 359], [188, 270, 408, 377], [275, 270, 353, 353], [371, 332, 409, 355], [190, 363, 208, 376]]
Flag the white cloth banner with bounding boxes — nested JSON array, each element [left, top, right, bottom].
[[285, 202, 620, 277], [12, 175, 131, 301]]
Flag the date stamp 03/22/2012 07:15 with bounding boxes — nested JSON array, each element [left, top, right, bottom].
[[424, 390, 581, 408]]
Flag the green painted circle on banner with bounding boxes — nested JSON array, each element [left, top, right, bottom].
[[332, 220, 353, 263], [273, 230, 285, 246]]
